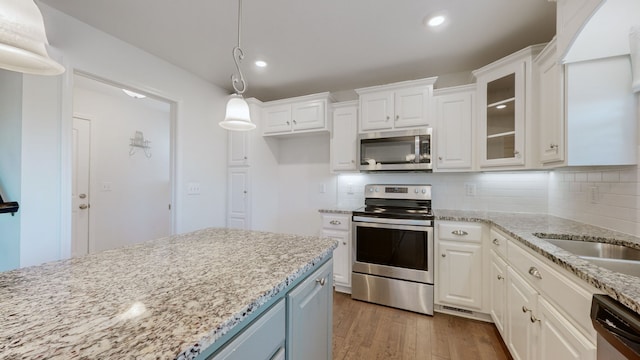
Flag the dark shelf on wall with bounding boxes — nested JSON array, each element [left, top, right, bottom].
[[0, 194, 19, 216]]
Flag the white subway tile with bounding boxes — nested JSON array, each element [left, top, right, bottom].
[[575, 173, 588, 182], [588, 172, 603, 182], [602, 171, 620, 182]]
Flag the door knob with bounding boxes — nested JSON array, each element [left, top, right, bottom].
[[79, 204, 88, 210]]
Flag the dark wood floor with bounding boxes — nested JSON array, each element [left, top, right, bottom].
[[333, 292, 512, 360]]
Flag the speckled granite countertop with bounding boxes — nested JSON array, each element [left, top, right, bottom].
[[0, 228, 337, 360], [435, 210, 640, 315]]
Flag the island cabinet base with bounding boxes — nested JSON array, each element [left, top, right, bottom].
[[207, 258, 333, 360]]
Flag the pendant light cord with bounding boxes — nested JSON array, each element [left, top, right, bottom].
[[231, 0, 247, 95]]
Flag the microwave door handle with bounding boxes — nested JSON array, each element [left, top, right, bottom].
[[414, 136, 420, 163]]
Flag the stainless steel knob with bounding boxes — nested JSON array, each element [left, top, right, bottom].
[[329, 220, 341, 225], [522, 305, 531, 313], [493, 238, 500, 245], [286, 121, 290, 125], [438, 156, 443, 161], [293, 120, 297, 124], [386, 116, 390, 121], [342, 241, 347, 245], [79, 204, 88, 210], [395, 115, 399, 120], [441, 254, 446, 258], [497, 275, 503, 280], [528, 267, 542, 279], [530, 315, 540, 323], [316, 278, 326, 286], [79, 194, 87, 199], [451, 230, 468, 236], [243, 156, 248, 160]]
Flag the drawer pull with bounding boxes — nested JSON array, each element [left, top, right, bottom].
[[316, 278, 326, 286], [497, 275, 503, 280], [530, 315, 540, 323], [441, 253, 446, 258], [522, 305, 531, 313], [342, 241, 347, 245], [329, 220, 341, 225], [492, 238, 500, 245], [451, 230, 468, 236], [528, 267, 542, 279]]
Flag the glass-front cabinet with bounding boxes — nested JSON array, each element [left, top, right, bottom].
[[474, 45, 543, 169]]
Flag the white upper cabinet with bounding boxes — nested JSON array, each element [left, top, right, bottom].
[[356, 77, 437, 133], [330, 101, 358, 172], [262, 92, 332, 136], [434, 84, 475, 171], [228, 130, 249, 166], [534, 39, 565, 166], [474, 45, 544, 169]]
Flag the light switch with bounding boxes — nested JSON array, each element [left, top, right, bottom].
[[187, 182, 201, 195]]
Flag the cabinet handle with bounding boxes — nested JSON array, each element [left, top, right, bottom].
[[386, 116, 390, 121], [243, 156, 248, 160], [497, 275, 503, 280], [438, 156, 443, 161], [293, 120, 297, 125], [395, 115, 400, 120], [342, 241, 347, 245], [451, 230, 468, 236], [316, 278, 326, 286], [79, 204, 88, 210], [528, 267, 542, 279], [329, 220, 341, 225], [286, 121, 290, 125], [522, 305, 531, 314], [441, 253, 446, 258], [492, 238, 500, 245], [530, 315, 540, 323]]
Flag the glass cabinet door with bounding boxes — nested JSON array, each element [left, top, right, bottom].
[[486, 73, 516, 160]]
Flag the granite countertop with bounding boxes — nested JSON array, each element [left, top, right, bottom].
[[435, 210, 640, 315], [0, 228, 337, 360]]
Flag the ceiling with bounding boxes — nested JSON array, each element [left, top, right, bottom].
[[38, 0, 556, 101]]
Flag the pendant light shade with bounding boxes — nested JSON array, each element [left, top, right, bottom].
[[220, 94, 255, 131], [0, 0, 64, 75]]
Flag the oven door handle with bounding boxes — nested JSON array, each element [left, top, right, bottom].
[[353, 216, 432, 228], [353, 218, 433, 232]]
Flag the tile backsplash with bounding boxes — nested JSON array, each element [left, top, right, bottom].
[[336, 165, 640, 237], [548, 166, 640, 237]]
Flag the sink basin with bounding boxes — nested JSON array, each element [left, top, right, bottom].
[[542, 238, 640, 277], [543, 238, 640, 261], [580, 257, 640, 278]]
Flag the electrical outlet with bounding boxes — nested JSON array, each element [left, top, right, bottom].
[[347, 183, 354, 195], [319, 183, 326, 194], [187, 182, 201, 195], [589, 186, 599, 204], [101, 182, 112, 192], [465, 183, 476, 197]]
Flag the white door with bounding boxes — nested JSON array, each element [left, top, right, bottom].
[[394, 87, 429, 128], [330, 105, 358, 171], [435, 89, 474, 170], [262, 104, 292, 134], [359, 91, 394, 131], [291, 100, 325, 131], [72, 117, 91, 257], [437, 241, 483, 309], [228, 168, 250, 229]]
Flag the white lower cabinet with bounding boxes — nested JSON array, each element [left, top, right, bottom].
[[436, 222, 484, 311], [506, 267, 538, 360], [489, 250, 507, 337], [320, 213, 351, 293], [492, 228, 598, 360]]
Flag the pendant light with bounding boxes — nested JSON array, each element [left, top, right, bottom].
[[219, 0, 256, 131], [0, 0, 64, 75]]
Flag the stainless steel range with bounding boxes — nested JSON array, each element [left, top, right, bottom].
[[351, 184, 434, 315]]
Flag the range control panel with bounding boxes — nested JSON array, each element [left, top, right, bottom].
[[364, 184, 431, 200]]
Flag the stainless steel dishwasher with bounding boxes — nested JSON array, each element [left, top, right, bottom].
[[591, 294, 640, 359]]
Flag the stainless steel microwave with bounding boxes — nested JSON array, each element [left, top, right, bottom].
[[358, 128, 433, 171]]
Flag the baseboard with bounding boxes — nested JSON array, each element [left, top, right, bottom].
[[334, 285, 351, 294], [434, 304, 493, 322]]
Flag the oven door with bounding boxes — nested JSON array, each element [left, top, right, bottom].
[[352, 216, 434, 284]]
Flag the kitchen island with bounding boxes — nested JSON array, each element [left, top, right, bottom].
[[0, 228, 337, 359]]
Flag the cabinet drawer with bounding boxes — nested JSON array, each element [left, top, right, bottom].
[[507, 240, 597, 340], [321, 214, 350, 231], [489, 228, 508, 259], [438, 222, 482, 243]]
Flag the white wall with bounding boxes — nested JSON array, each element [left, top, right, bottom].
[[73, 80, 171, 252], [15, 4, 230, 267], [0, 69, 23, 271]]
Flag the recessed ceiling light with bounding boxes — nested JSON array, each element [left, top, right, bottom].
[[496, 104, 507, 109], [255, 60, 267, 68], [427, 15, 446, 27], [122, 89, 146, 99]]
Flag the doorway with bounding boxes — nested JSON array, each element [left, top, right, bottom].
[[71, 74, 174, 255]]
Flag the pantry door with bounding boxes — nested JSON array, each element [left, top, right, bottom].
[[72, 116, 91, 257]]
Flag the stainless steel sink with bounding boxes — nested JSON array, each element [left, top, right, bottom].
[[543, 238, 640, 261], [542, 238, 640, 277]]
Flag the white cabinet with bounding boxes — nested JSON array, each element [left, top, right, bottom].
[[490, 250, 507, 337], [538, 298, 596, 360], [228, 130, 249, 166], [321, 213, 351, 293], [262, 93, 332, 136], [434, 85, 475, 171], [473, 45, 544, 169], [534, 39, 565, 166], [330, 102, 358, 172], [287, 259, 333, 360], [506, 267, 538, 360], [227, 168, 250, 229], [436, 222, 483, 311], [356, 77, 437, 132]]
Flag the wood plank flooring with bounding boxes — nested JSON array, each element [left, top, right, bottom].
[[333, 292, 512, 360]]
